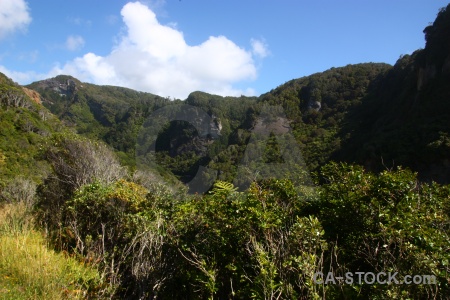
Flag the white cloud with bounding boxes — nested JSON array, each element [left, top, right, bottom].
[[54, 52, 119, 85], [65, 35, 85, 51], [251, 38, 270, 58], [0, 65, 49, 84], [51, 1, 267, 98], [0, 0, 32, 39]]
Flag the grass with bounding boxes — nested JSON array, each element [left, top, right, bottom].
[[0, 202, 105, 299]]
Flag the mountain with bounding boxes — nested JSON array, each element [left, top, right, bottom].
[[2, 4, 450, 299], [0, 73, 62, 185], [258, 63, 392, 170], [334, 5, 450, 182], [24, 4, 450, 185], [27, 75, 172, 166], [26, 64, 391, 187]]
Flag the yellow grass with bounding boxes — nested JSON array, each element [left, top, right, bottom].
[[0, 202, 104, 299]]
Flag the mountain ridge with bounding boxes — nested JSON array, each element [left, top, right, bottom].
[[8, 3, 450, 184], [1, 4, 449, 299]]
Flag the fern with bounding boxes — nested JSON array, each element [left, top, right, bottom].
[[212, 180, 237, 192]]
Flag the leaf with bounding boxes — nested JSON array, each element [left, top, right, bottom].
[[212, 180, 237, 192]]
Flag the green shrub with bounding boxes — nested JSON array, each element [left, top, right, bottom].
[[317, 162, 450, 299], [0, 202, 106, 299]]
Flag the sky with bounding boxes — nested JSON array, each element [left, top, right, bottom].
[[0, 0, 448, 99]]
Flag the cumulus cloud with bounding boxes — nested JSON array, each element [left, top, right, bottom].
[[52, 1, 267, 98], [251, 38, 270, 58], [0, 0, 32, 39], [0, 65, 50, 84], [65, 35, 85, 51]]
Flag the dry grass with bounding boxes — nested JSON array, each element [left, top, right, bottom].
[[0, 202, 104, 299]]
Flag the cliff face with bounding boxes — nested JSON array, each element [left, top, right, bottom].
[[20, 5, 450, 184], [191, 113, 222, 139], [417, 4, 450, 90], [335, 4, 450, 183], [34, 76, 79, 102], [417, 63, 436, 91], [157, 118, 222, 158]]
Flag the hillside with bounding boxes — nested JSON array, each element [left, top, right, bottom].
[[26, 45, 450, 185], [1, 4, 449, 299], [334, 6, 450, 183], [27, 63, 393, 187], [27, 76, 172, 167], [27, 77, 256, 185], [0, 73, 62, 186], [258, 63, 392, 170]]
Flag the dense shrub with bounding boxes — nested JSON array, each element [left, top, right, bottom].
[[317, 162, 450, 299]]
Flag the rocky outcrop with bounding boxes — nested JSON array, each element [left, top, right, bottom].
[[417, 63, 437, 91], [159, 112, 222, 158], [416, 53, 450, 91], [22, 87, 41, 104], [36, 77, 78, 99], [307, 100, 321, 111], [442, 54, 450, 74], [253, 117, 291, 135], [417, 4, 450, 91], [208, 115, 222, 139]]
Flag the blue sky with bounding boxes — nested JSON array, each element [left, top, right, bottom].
[[0, 0, 448, 99]]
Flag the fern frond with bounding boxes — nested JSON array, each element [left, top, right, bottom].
[[212, 180, 237, 192]]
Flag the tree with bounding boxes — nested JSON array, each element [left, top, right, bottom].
[[36, 133, 125, 249]]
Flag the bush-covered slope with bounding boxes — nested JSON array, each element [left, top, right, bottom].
[[27, 78, 258, 184], [27, 76, 171, 167], [0, 73, 63, 186], [1, 5, 449, 299], [25, 5, 450, 186], [258, 63, 392, 171], [334, 4, 450, 183]]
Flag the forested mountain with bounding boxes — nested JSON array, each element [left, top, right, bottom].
[[24, 5, 450, 185], [334, 6, 450, 182], [27, 76, 171, 167], [27, 63, 394, 185], [1, 4, 449, 299], [26, 51, 448, 185], [0, 72, 62, 184], [258, 63, 392, 171]]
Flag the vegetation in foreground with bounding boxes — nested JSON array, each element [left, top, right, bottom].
[[0, 4, 449, 300], [32, 133, 450, 299], [0, 202, 107, 299]]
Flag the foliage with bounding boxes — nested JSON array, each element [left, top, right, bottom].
[[316, 162, 450, 299], [0, 202, 107, 299], [29, 157, 450, 299], [168, 178, 327, 299], [211, 180, 238, 192], [0, 176, 36, 207], [40, 178, 180, 299], [0, 5, 449, 299], [35, 133, 126, 251], [0, 80, 60, 183]]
